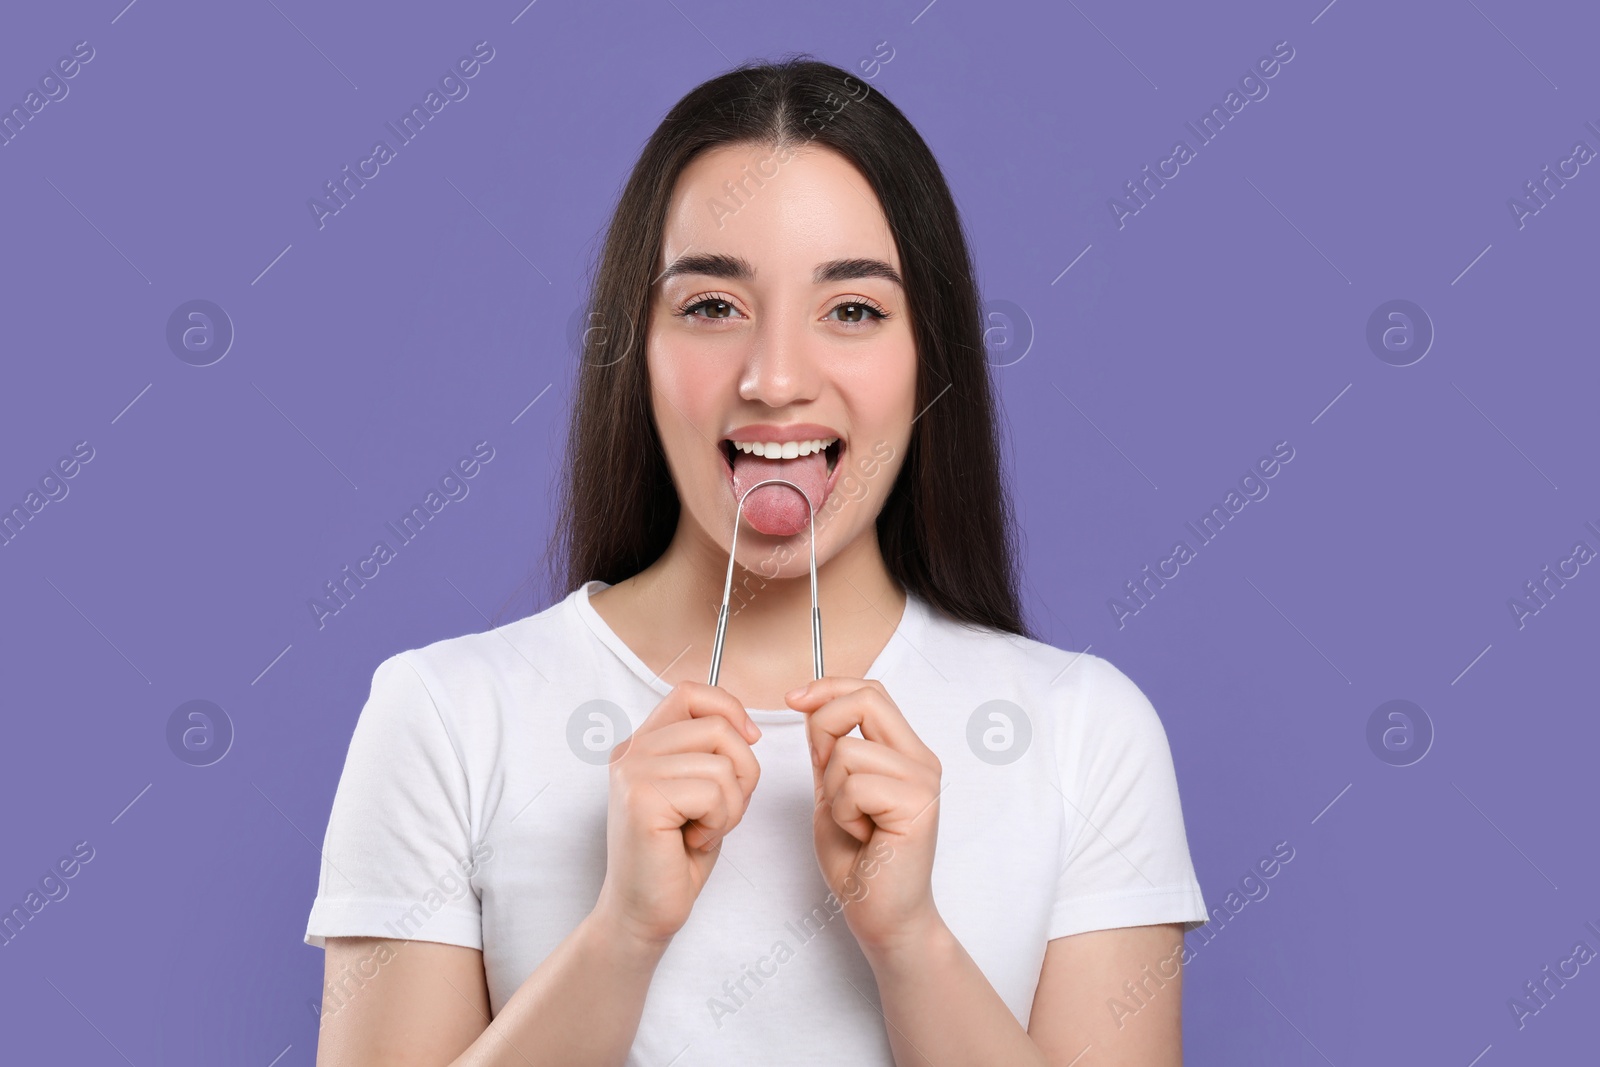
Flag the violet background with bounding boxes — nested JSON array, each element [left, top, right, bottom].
[[2, 0, 1596, 1063]]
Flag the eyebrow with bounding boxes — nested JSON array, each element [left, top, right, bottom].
[[654, 251, 903, 289]]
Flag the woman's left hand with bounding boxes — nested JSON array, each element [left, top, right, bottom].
[[784, 676, 944, 957]]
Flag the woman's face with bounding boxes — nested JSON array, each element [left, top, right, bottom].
[[647, 142, 916, 578]]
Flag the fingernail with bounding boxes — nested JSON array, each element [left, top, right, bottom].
[[747, 721, 762, 741], [786, 683, 808, 702]]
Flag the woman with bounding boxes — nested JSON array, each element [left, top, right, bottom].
[[306, 55, 1207, 1066]]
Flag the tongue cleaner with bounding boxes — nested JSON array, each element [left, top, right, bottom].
[[729, 448, 828, 537], [707, 476, 824, 687]]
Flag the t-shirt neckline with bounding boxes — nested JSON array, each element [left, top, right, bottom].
[[570, 577, 927, 722]]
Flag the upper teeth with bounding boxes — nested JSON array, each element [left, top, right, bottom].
[[731, 436, 838, 459]]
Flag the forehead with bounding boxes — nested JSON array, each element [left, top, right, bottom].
[[657, 143, 902, 281]]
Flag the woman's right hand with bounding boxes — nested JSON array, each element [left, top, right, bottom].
[[592, 681, 763, 947]]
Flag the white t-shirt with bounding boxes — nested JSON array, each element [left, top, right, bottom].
[[305, 580, 1207, 1063]]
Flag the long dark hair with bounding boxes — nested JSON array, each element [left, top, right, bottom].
[[538, 53, 1028, 638]]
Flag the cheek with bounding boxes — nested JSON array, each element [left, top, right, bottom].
[[647, 335, 728, 476], [649, 329, 735, 408], [838, 339, 917, 447], [852, 328, 915, 391]]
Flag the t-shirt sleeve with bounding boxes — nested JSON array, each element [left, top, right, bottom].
[[1047, 657, 1208, 940], [304, 651, 485, 951]]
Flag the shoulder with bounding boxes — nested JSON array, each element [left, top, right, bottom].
[[914, 601, 1171, 752], [372, 590, 582, 712], [918, 601, 1160, 712]]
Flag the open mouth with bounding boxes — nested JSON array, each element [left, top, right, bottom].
[[717, 434, 845, 537]]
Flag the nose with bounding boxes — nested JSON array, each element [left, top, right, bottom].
[[737, 306, 822, 409]]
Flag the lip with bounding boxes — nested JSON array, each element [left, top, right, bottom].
[[722, 422, 844, 446], [716, 423, 847, 526]]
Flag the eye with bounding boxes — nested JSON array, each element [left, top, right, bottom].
[[827, 298, 891, 327], [674, 295, 743, 321], [672, 294, 892, 327]]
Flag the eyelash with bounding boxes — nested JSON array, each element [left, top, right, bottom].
[[672, 293, 892, 327]]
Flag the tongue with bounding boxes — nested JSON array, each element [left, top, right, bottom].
[[730, 448, 829, 537]]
